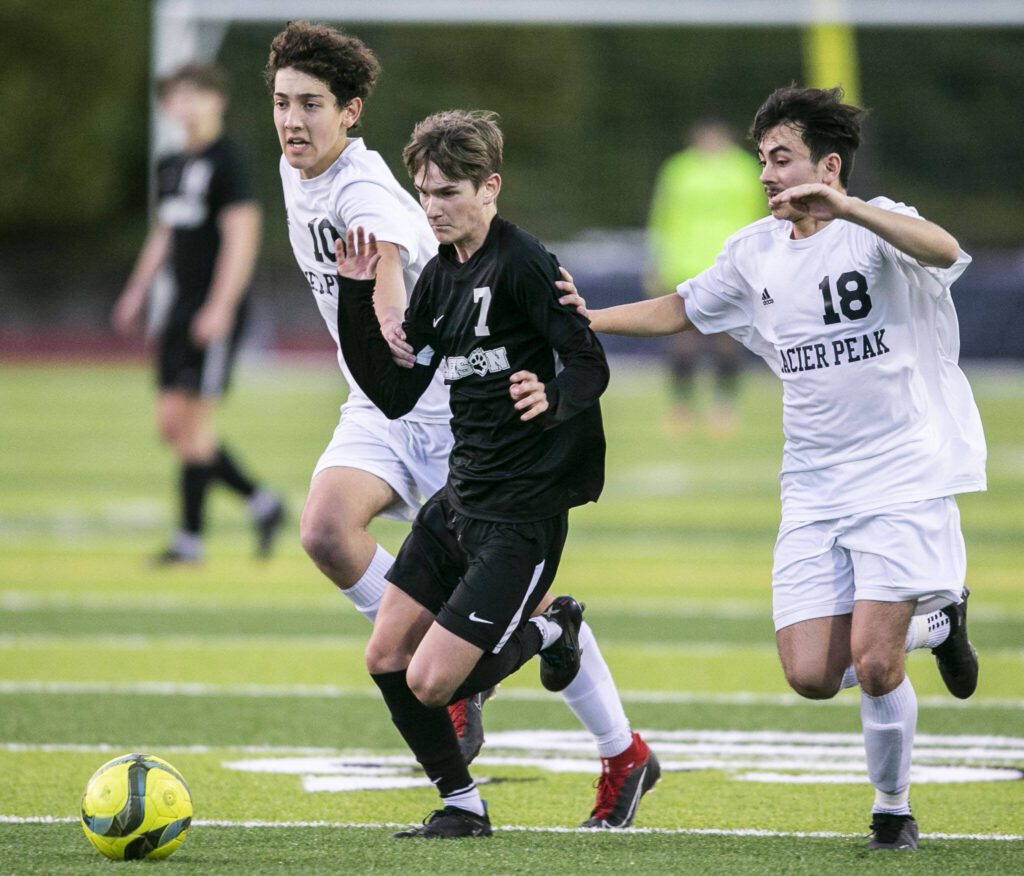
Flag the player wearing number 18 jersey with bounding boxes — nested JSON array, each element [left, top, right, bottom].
[[575, 86, 983, 850]]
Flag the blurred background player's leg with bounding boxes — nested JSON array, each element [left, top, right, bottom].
[[707, 332, 742, 439], [154, 388, 283, 564], [664, 332, 699, 437]]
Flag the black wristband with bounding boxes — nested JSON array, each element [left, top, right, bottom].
[[338, 275, 376, 294]]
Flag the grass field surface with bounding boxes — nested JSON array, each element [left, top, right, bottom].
[[1, 358, 1021, 873]]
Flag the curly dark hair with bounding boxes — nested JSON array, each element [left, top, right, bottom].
[[750, 86, 866, 187], [264, 21, 381, 110]]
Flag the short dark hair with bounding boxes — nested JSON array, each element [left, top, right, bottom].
[[403, 110, 503, 190], [750, 86, 865, 187], [264, 21, 380, 109], [157, 63, 229, 99]]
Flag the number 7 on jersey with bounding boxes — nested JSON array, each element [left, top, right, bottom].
[[473, 287, 492, 337]]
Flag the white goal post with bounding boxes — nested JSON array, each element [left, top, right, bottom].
[[153, 0, 1024, 82], [148, 0, 1024, 199]]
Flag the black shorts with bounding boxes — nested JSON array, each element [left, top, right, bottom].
[[389, 489, 569, 654], [157, 304, 247, 396]]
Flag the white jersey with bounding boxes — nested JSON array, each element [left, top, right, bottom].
[[280, 138, 450, 423], [678, 197, 986, 521]]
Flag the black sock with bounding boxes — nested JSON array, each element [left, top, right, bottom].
[[181, 463, 214, 534], [371, 669, 472, 799], [448, 622, 544, 705], [212, 445, 256, 497]]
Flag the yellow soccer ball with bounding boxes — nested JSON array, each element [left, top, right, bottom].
[[80, 753, 193, 860]]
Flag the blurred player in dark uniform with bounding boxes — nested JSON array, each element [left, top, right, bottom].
[[112, 63, 284, 564], [335, 111, 656, 838]]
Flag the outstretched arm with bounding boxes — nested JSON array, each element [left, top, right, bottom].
[[770, 184, 961, 268], [334, 228, 437, 419], [589, 292, 691, 336], [556, 270, 692, 337]]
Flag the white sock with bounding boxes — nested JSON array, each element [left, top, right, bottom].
[[861, 675, 917, 816], [247, 488, 279, 520], [341, 544, 392, 623], [442, 783, 484, 816], [905, 610, 951, 651], [840, 665, 859, 690], [172, 530, 203, 559], [559, 622, 633, 757], [530, 615, 562, 649]]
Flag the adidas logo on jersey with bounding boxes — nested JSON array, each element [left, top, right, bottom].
[[761, 288, 775, 306]]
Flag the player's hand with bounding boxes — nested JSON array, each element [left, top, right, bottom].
[[769, 184, 852, 221], [382, 318, 415, 368], [335, 227, 381, 281], [510, 370, 548, 421], [555, 267, 590, 318], [190, 303, 232, 346]]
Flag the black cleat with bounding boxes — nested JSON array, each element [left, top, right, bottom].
[[448, 687, 495, 765], [254, 496, 286, 559], [868, 813, 919, 851], [580, 733, 661, 829], [392, 805, 492, 839], [538, 596, 584, 692], [932, 588, 979, 699]]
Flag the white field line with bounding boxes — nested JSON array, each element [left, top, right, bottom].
[[0, 633, 779, 657], [0, 633, 370, 650], [0, 591, 772, 620], [0, 815, 1020, 841], [3, 630, 1021, 660], [0, 742, 343, 756], [5, 590, 1024, 622], [1, 680, 1022, 711], [6, 724, 1024, 755]]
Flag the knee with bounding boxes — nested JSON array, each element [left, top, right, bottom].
[[299, 510, 338, 566], [782, 665, 841, 700], [156, 412, 182, 447], [299, 505, 361, 571], [406, 665, 452, 709], [853, 654, 903, 697], [365, 636, 408, 677]]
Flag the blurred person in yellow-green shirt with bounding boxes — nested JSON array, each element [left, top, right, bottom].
[[646, 118, 765, 437]]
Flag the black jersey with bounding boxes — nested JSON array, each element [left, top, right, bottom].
[[338, 215, 608, 522], [155, 137, 254, 320]]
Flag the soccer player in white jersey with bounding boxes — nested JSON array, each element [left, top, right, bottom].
[[561, 86, 982, 851], [266, 20, 657, 829]]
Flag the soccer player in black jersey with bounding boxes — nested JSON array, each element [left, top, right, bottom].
[[112, 64, 284, 564], [335, 110, 612, 838]]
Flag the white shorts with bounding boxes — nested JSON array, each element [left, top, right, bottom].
[[311, 405, 453, 522], [772, 497, 966, 631]]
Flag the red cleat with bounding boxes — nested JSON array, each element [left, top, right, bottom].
[[447, 687, 495, 765], [580, 732, 660, 829]]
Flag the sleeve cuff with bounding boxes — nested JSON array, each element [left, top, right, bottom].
[[338, 276, 376, 295]]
